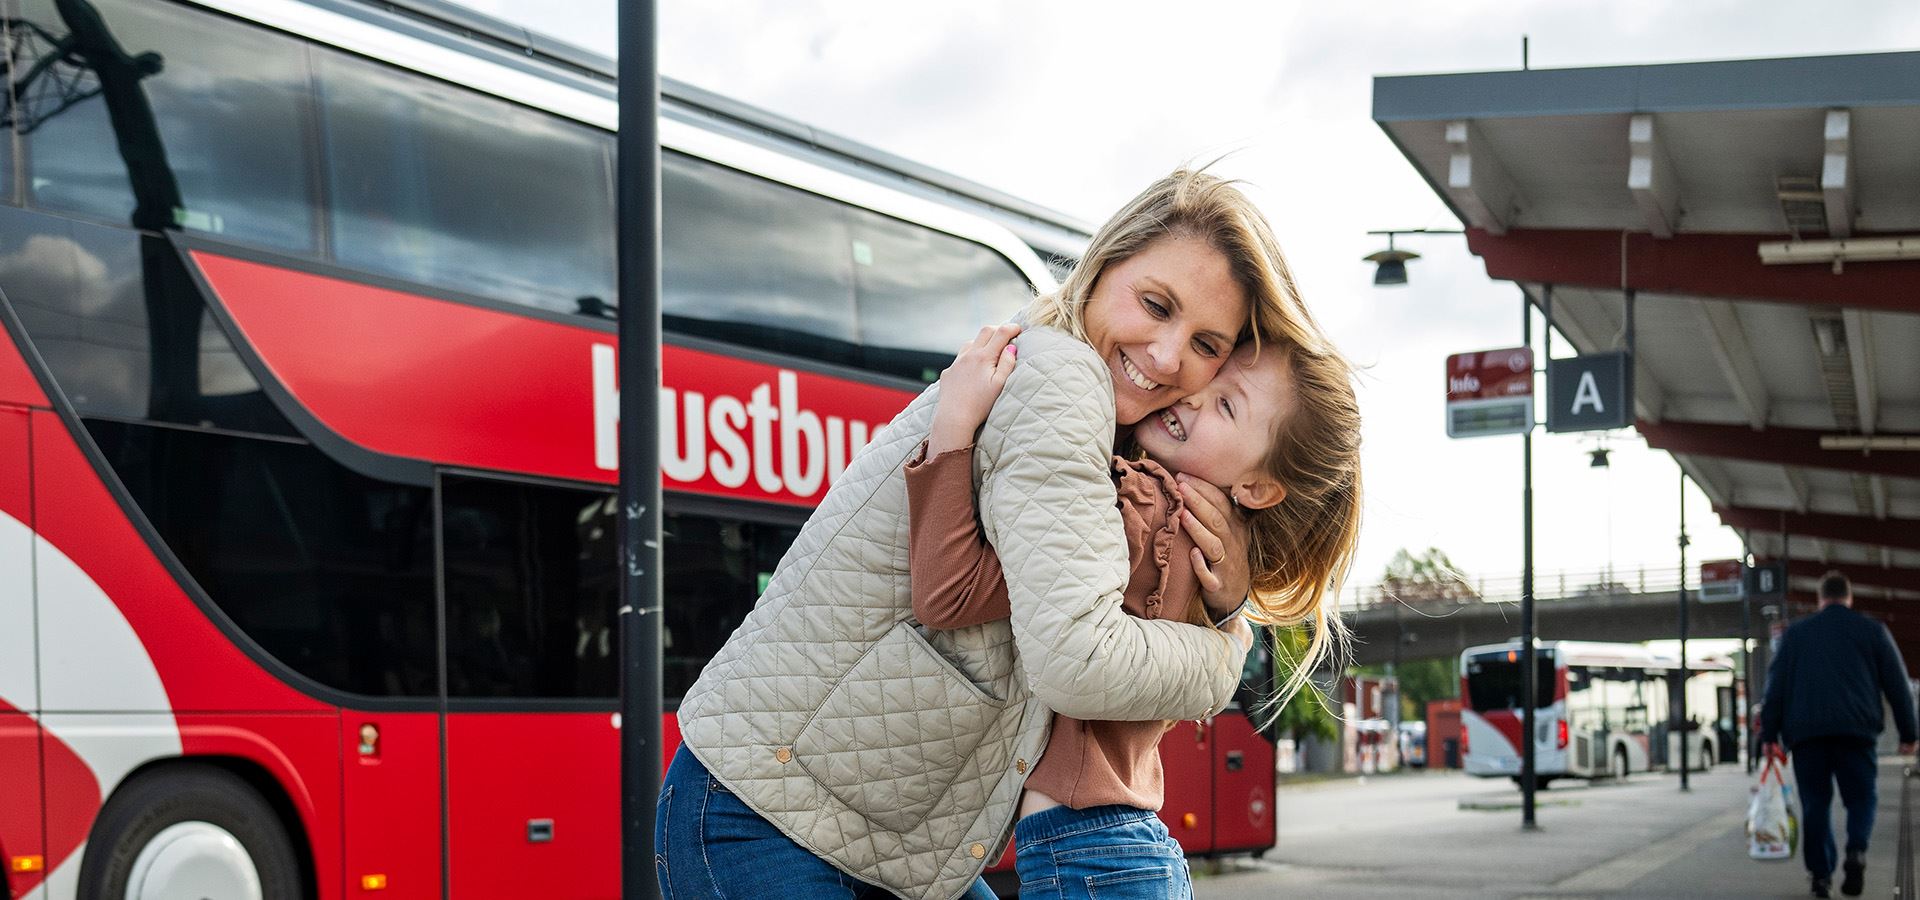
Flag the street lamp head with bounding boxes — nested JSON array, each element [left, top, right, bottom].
[[1589, 448, 1611, 468], [1364, 248, 1420, 286]]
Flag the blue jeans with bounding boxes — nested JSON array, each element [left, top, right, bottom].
[[1791, 736, 1879, 879], [1013, 804, 1192, 899], [655, 745, 997, 899]]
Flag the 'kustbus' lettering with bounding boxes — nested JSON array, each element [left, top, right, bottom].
[[591, 344, 876, 499]]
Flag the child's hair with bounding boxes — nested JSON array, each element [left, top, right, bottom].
[[1241, 341, 1362, 713]]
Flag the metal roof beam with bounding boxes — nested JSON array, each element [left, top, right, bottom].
[[1716, 504, 1920, 553], [1446, 121, 1519, 236], [1844, 309, 1877, 433], [1637, 420, 1920, 479], [1676, 454, 1734, 509], [1694, 300, 1770, 429], [1783, 467, 1811, 514], [1466, 229, 1920, 313], [1763, 557, 1920, 594], [1629, 115, 1681, 238], [1872, 475, 1891, 519], [1823, 110, 1855, 239]]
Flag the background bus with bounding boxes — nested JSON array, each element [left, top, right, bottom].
[[0, 0, 1275, 896], [1460, 641, 1732, 786]]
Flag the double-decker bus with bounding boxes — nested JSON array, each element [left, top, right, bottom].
[[0, 0, 1278, 896], [1460, 641, 1730, 786]]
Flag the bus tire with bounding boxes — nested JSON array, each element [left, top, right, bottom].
[[76, 763, 302, 900], [1612, 747, 1629, 781]]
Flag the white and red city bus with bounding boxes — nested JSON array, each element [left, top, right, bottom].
[[1460, 641, 1731, 786], [0, 0, 1276, 896]]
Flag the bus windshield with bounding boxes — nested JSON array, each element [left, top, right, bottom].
[[1465, 653, 1555, 712]]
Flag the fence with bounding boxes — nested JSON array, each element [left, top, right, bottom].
[[1340, 565, 1695, 612]]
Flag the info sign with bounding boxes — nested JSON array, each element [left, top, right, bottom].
[[1446, 347, 1534, 438], [1699, 559, 1744, 603]]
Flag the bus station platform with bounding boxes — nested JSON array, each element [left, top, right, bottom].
[[1196, 756, 1913, 899]]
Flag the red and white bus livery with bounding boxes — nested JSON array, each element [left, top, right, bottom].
[[0, 0, 1277, 896], [1460, 641, 1731, 786]]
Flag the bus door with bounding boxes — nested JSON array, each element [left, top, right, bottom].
[[1160, 720, 1215, 854], [0, 404, 44, 892], [340, 711, 443, 897], [438, 477, 621, 899], [1213, 632, 1278, 854]]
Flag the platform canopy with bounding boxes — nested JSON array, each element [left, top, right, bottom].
[[1374, 51, 1920, 646]]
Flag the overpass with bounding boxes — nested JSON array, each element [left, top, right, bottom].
[[1337, 566, 1810, 666]]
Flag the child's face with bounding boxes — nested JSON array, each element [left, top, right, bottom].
[[1130, 343, 1293, 505]]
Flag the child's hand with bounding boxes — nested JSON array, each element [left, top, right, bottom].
[[928, 324, 1020, 454], [1177, 474, 1251, 616]]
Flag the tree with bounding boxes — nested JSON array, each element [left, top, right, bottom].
[[1375, 546, 1478, 605], [1358, 656, 1457, 721], [1263, 623, 1340, 743]]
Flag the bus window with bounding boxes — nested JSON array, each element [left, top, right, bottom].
[[18, 0, 319, 254], [86, 419, 439, 698], [314, 48, 616, 316], [662, 152, 858, 366], [660, 511, 801, 702], [847, 206, 1033, 382], [440, 478, 618, 699], [1464, 653, 1554, 711]]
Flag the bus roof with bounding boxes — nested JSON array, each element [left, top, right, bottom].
[[1461, 640, 1733, 672], [262, 0, 1094, 259]]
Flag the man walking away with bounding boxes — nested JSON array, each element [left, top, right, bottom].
[[1761, 571, 1919, 898]]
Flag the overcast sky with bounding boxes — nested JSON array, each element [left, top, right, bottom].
[[468, 0, 1920, 594]]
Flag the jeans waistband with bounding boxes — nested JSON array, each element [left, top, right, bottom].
[[1015, 803, 1159, 845]]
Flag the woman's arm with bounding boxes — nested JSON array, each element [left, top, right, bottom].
[[974, 328, 1248, 722]]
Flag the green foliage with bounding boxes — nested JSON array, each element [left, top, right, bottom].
[[1357, 656, 1458, 720], [1376, 546, 1478, 605], [1267, 624, 1339, 742]]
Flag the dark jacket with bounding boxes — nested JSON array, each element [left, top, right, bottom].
[[1761, 604, 1918, 748]]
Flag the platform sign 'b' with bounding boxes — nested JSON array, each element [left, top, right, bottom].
[[1546, 351, 1631, 432]]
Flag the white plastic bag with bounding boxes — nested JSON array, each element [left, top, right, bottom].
[[1748, 747, 1798, 860]]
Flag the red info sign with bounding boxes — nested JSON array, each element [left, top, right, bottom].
[[1444, 347, 1534, 438], [1446, 348, 1534, 401]]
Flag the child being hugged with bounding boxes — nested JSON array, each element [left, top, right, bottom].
[[905, 323, 1362, 899]]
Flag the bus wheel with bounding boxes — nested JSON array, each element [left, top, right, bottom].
[[77, 764, 302, 900], [1612, 747, 1629, 781]]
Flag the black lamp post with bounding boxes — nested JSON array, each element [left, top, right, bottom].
[[1363, 229, 1463, 286]]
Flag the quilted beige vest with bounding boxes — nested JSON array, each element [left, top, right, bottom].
[[675, 326, 1248, 900]]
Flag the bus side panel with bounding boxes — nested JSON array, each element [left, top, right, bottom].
[[0, 328, 46, 407], [445, 711, 618, 899], [1159, 721, 1214, 855], [342, 712, 441, 899], [31, 410, 325, 716], [176, 714, 343, 900], [0, 707, 41, 898], [1209, 713, 1276, 854], [0, 406, 43, 896]]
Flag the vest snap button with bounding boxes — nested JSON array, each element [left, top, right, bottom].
[[774, 746, 793, 764], [1015, 758, 1027, 774], [969, 842, 986, 860]]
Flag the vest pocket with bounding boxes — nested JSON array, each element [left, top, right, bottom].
[[793, 620, 1006, 832]]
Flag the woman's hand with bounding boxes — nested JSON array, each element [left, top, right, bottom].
[[928, 323, 1020, 455], [1176, 474, 1251, 618]]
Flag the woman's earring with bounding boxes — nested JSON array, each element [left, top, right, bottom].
[[1229, 491, 1243, 509]]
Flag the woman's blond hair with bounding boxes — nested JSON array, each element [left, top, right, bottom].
[[1241, 342, 1362, 716], [1028, 167, 1327, 357]]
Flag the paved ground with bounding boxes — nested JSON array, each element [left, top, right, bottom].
[[1193, 757, 1912, 899]]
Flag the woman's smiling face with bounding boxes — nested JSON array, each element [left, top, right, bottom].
[[1082, 234, 1249, 426]]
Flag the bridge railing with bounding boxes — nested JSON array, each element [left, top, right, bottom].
[[1338, 565, 1692, 613]]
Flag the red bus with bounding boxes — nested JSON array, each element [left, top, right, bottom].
[[0, 0, 1275, 896], [1460, 641, 1730, 786]]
